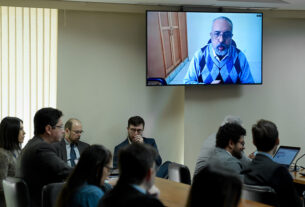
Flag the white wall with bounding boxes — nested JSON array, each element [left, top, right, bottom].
[[56, 9, 305, 177], [57, 10, 185, 164], [185, 16, 305, 176]]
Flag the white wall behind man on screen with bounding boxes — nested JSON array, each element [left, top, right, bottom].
[[186, 12, 262, 83]]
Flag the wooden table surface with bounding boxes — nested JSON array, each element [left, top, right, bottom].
[[292, 170, 305, 185], [155, 177, 272, 207]]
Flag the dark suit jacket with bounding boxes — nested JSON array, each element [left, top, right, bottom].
[[113, 137, 162, 169], [53, 138, 90, 163], [16, 136, 72, 207], [244, 153, 301, 207], [98, 180, 165, 207]]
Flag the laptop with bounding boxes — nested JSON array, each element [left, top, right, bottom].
[[273, 145, 300, 168]]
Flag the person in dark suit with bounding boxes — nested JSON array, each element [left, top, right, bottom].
[[16, 108, 72, 207], [244, 119, 301, 207], [99, 143, 165, 207], [53, 118, 89, 167], [113, 116, 162, 169]]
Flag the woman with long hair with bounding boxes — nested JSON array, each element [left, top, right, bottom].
[[186, 164, 242, 207], [56, 144, 112, 207], [0, 117, 25, 206]]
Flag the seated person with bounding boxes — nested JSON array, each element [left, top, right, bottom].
[[99, 143, 165, 207], [207, 123, 246, 178], [53, 118, 90, 167], [194, 115, 251, 176], [0, 117, 25, 207], [16, 108, 71, 207], [113, 116, 162, 169], [187, 164, 242, 207], [244, 119, 301, 207], [56, 145, 112, 207]]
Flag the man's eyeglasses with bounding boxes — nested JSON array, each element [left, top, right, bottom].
[[105, 166, 114, 174], [53, 125, 64, 129], [72, 130, 84, 134], [129, 128, 143, 133], [238, 141, 245, 147], [212, 31, 232, 40]]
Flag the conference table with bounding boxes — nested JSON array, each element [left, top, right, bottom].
[[292, 170, 305, 185], [154, 177, 272, 207]]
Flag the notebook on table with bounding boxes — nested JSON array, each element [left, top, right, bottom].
[[273, 145, 300, 168]]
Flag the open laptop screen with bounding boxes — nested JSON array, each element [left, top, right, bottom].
[[273, 146, 300, 168]]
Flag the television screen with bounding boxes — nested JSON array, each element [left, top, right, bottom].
[[146, 11, 263, 86]]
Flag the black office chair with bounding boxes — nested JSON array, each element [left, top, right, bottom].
[[42, 182, 65, 207], [168, 162, 191, 185], [2, 177, 31, 207], [242, 184, 278, 206]]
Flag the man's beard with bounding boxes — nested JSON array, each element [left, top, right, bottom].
[[232, 149, 242, 159], [215, 43, 229, 56]]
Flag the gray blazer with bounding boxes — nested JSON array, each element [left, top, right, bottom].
[[208, 147, 243, 178], [53, 138, 90, 163]]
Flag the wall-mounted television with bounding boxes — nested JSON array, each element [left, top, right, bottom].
[[146, 11, 263, 86]]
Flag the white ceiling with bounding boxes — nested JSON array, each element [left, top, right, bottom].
[[62, 0, 305, 10]]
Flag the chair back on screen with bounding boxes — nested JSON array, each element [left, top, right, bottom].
[[42, 182, 65, 207], [2, 177, 30, 207], [168, 162, 191, 185], [242, 184, 278, 206]]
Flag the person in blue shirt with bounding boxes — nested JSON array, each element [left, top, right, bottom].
[[56, 145, 113, 207], [184, 16, 254, 84]]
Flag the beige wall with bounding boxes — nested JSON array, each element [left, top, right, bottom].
[[185, 16, 305, 175], [57, 8, 305, 176], [57, 10, 185, 164]]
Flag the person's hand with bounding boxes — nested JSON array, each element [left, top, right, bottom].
[[148, 184, 160, 198], [249, 151, 256, 159], [133, 135, 143, 143]]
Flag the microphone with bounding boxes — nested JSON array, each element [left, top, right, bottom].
[[294, 153, 305, 172]]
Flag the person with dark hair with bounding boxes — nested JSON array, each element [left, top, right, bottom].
[[194, 115, 251, 176], [184, 16, 253, 84], [244, 119, 301, 207], [113, 116, 162, 169], [207, 122, 246, 177], [56, 145, 112, 207], [99, 143, 165, 207], [17, 107, 72, 207], [187, 164, 242, 207], [53, 118, 90, 167], [0, 117, 25, 206]]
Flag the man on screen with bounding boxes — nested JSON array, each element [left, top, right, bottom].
[[184, 16, 254, 84]]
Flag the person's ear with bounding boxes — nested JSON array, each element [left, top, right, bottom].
[[228, 139, 235, 149], [45, 125, 52, 135], [145, 168, 153, 182], [275, 137, 280, 145], [210, 32, 213, 39]]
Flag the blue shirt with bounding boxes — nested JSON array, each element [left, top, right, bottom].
[[69, 184, 104, 207], [184, 43, 254, 84]]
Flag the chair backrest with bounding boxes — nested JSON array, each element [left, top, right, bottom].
[[242, 184, 278, 206], [42, 182, 65, 207], [2, 177, 31, 207], [168, 162, 191, 185]]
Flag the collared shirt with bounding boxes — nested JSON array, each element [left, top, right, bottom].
[[184, 43, 254, 84], [64, 138, 80, 167], [212, 46, 230, 62], [256, 151, 273, 160], [131, 184, 146, 194]]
